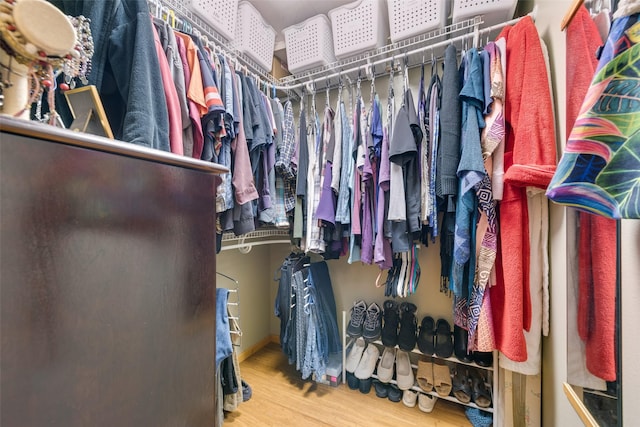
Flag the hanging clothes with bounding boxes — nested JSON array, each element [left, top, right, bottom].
[[50, 0, 171, 151], [153, 18, 192, 156], [491, 16, 557, 363], [426, 70, 442, 245], [438, 44, 462, 287]]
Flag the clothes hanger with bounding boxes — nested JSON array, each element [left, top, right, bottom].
[[325, 78, 330, 107], [369, 64, 376, 104], [561, 0, 585, 30]]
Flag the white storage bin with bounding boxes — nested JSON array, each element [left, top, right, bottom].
[[234, 1, 276, 72], [284, 15, 336, 75], [186, 0, 238, 42], [387, 0, 448, 43], [452, 0, 518, 27], [328, 0, 389, 59]]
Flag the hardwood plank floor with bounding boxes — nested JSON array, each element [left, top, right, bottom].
[[225, 342, 473, 426]]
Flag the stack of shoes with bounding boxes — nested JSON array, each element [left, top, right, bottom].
[[381, 300, 399, 347], [345, 338, 367, 389], [398, 302, 418, 351], [347, 300, 367, 337], [363, 302, 382, 341], [418, 393, 438, 413]]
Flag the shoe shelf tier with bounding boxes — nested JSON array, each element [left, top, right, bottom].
[[372, 339, 494, 371], [366, 340, 495, 414], [369, 371, 494, 414], [341, 310, 499, 418]]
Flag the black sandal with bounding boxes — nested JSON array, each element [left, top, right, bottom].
[[417, 316, 436, 355], [452, 368, 472, 404], [469, 369, 492, 408], [434, 319, 454, 358]]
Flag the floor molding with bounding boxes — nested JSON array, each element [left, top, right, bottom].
[[237, 335, 279, 363]]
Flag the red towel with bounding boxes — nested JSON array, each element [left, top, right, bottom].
[[490, 16, 557, 362], [568, 6, 617, 382]]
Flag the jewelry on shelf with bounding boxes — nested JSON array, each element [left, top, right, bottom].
[[0, 0, 93, 122]]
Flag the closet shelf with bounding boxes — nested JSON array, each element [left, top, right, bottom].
[[369, 373, 494, 414], [220, 229, 291, 253], [154, 0, 536, 97], [279, 15, 485, 87], [371, 339, 494, 371]]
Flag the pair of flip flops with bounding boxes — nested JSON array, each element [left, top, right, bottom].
[[417, 317, 454, 358]]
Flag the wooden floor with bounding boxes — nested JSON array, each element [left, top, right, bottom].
[[225, 342, 473, 426]]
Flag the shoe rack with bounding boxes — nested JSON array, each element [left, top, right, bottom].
[[341, 310, 499, 418]]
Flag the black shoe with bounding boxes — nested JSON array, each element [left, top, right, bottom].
[[434, 319, 454, 358], [417, 316, 436, 355], [397, 302, 418, 351], [374, 380, 389, 398], [347, 372, 360, 390], [473, 351, 493, 367], [454, 325, 473, 363], [359, 376, 373, 394], [387, 384, 402, 402], [381, 300, 399, 347]]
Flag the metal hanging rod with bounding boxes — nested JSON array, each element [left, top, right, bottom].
[[152, 0, 536, 99], [274, 6, 538, 93]]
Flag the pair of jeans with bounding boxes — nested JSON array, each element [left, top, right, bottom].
[[307, 262, 342, 358]]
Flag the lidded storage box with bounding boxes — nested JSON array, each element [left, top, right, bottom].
[[387, 0, 448, 43], [186, 0, 238, 42], [234, 1, 276, 72], [328, 0, 389, 59], [452, 0, 518, 27], [284, 15, 336, 75]]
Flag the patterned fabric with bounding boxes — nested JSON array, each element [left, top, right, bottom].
[[467, 174, 498, 350], [476, 288, 496, 352], [547, 14, 640, 218], [276, 101, 297, 213]]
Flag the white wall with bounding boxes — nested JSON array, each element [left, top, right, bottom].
[[621, 219, 640, 425]]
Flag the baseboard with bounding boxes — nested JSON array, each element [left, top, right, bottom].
[[237, 335, 280, 363]]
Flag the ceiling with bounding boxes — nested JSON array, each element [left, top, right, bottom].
[[248, 0, 353, 61]]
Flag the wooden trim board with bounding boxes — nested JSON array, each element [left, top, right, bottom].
[[237, 335, 280, 363]]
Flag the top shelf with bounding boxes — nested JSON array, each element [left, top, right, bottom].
[[155, 0, 536, 94], [279, 15, 485, 88]]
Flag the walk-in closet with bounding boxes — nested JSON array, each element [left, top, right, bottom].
[[2, 0, 640, 426]]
